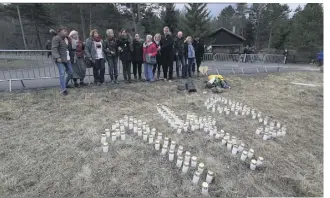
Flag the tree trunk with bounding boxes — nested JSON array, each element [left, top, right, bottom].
[[17, 5, 27, 50], [31, 9, 42, 49], [268, 23, 273, 50], [79, 5, 86, 41], [130, 3, 137, 33]]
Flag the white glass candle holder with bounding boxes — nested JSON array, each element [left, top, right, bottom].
[[176, 156, 183, 168], [102, 142, 109, 153], [252, 114, 256, 119], [192, 171, 200, 184], [161, 144, 168, 155], [111, 132, 117, 142], [112, 124, 117, 131], [129, 122, 133, 130], [248, 149, 254, 158], [198, 163, 205, 174], [177, 126, 182, 134], [138, 128, 142, 136], [232, 144, 238, 155], [155, 140, 160, 150], [191, 156, 197, 168], [177, 146, 183, 156], [215, 132, 221, 139], [263, 133, 268, 140], [170, 141, 176, 150], [238, 143, 245, 152], [115, 121, 119, 128], [250, 159, 257, 170], [206, 170, 214, 184], [105, 129, 110, 138], [157, 133, 162, 140], [143, 132, 148, 141], [202, 182, 209, 195], [240, 150, 248, 161], [184, 151, 191, 163], [271, 131, 277, 138], [146, 125, 150, 133], [231, 136, 237, 145], [148, 134, 154, 144], [121, 131, 125, 141], [101, 133, 107, 144], [182, 161, 189, 173], [259, 118, 263, 123], [169, 149, 175, 161], [164, 137, 169, 147], [133, 126, 138, 133], [120, 125, 125, 132], [227, 141, 232, 151], [204, 126, 209, 133], [256, 128, 262, 135], [191, 125, 196, 132], [256, 157, 264, 167]]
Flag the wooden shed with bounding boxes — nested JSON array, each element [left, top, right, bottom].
[[208, 27, 245, 54]]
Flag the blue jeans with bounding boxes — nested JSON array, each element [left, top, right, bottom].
[[176, 54, 185, 78], [187, 58, 195, 77], [56, 61, 73, 91], [144, 63, 153, 81], [107, 56, 118, 81]]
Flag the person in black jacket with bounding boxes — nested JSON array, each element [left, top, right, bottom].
[[118, 29, 133, 83], [192, 36, 204, 76], [153, 33, 163, 80], [132, 34, 144, 81], [103, 29, 119, 83], [160, 26, 174, 81], [283, 48, 289, 64], [174, 31, 185, 78]]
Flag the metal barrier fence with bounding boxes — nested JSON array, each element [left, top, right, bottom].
[[0, 50, 309, 91]]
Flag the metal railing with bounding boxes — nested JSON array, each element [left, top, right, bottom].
[[0, 50, 315, 91]]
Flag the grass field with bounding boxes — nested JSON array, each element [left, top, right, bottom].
[[0, 71, 323, 197]]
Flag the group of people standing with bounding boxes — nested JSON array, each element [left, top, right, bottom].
[[51, 26, 205, 95]]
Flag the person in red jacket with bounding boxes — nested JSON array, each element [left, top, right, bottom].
[[143, 34, 158, 82]]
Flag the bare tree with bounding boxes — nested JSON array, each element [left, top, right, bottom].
[[16, 5, 27, 49]]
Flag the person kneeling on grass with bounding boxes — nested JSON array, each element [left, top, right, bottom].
[[143, 34, 158, 82], [51, 26, 73, 96]]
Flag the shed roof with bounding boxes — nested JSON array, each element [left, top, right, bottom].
[[209, 27, 246, 41]]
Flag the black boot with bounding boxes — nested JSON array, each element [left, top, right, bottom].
[[73, 79, 79, 87]]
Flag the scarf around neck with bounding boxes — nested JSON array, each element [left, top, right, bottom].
[[93, 36, 102, 42]]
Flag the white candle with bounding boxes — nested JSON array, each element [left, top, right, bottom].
[[256, 128, 262, 135], [204, 126, 209, 133], [164, 137, 169, 147], [161, 144, 168, 155], [256, 157, 264, 166], [252, 114, 256, 119], [101, 133, 107, 144], [148, 134, 154, 144], [191, 125, 195, 132], [146, 125, 150, 133], [259, 118, 263, 123], [105, 129, 110, 138], [227, 141, 232, 151], [129, 122, 133, 130], [201, 182, 209, 195], [111, 132, 117, 142], [184, 151, 191, 163], [115, 121, 119, 128], [215, 132, 221, 139], [238, 143, 245, 152], [206, 170, 214, 184], [221, 138, 227, 146], [143, 132, 148, 141], [192, 171, 200, 184], [177, 146, 183, 156], [232, 144, 238, 155], [170, 141, 176, 150], [133, 126, 138, 133], [112, 124, 117, 131], [198, 163, 205, 174], [176, 156, 183, 168], [209, 129, 214, 137], [191, 156, 197, 168], [138, 128, 142, 136], [231, 136, 237, 145], [183, 124, 188, 132], [169, 149, 175, 161], [155, 140, 160, 150], [248, 149, 254, 158], [102, 142, 109, 153], [182, 161, 189, 173], [157, 133, 163, 140], [250, 159, 257, 170], [121, 131, 125, 141], [240, 150, 248, 161]]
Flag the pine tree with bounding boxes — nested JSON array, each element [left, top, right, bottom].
[[183, 3, 211, 37], [216, 5, 235, 30], [162, 3, 178, 34]]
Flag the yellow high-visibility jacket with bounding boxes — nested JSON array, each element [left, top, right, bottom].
[[208, 75, 224, 81]]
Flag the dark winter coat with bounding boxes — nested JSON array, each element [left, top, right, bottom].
[[174, 36, 185, 56], [193, 40, 204, 60], [51, 35, 69, 62], [118, 36, 133, 61], [103, 37, 119, 59], [160, 33, 174, 55], [132, 39, 144, 63], [154, 41, 163, 65]]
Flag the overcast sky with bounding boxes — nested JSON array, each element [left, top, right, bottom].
[[175, 3, 307, 18]]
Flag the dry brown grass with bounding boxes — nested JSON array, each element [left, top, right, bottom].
[[0, 71, 323, 197]]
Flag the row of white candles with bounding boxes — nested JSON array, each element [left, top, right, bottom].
[[153, 133, 215, 195], [156, 105, 264, 170], [205, 96, 287, 138]]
